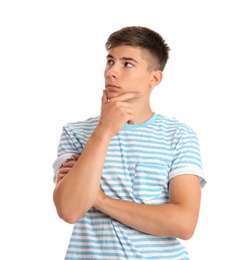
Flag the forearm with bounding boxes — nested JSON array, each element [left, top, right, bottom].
[[95, 198, 195, 239], [53, 126, 111, 223], [94, 175, 201, 240]]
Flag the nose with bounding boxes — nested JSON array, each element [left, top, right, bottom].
[[106, 65, 118, 79]]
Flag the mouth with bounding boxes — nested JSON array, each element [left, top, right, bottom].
[[105, 84, 120, 91]]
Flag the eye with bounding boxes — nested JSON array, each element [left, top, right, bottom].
[[107, 59, 114, 66], [124, 62, 133, 68]]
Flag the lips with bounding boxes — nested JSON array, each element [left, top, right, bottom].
[[106, 84, 120, 91]]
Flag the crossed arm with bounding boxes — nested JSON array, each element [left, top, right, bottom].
[[53, 91, 202, 240], [55, 154, 201, 240], [54, 141, 201, 241]]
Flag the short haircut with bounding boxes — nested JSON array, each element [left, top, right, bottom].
[[105, 26, 170, 71]]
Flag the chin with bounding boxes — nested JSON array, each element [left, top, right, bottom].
[[106, 92, 119, 100]]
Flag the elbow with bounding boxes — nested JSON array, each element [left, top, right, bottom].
[[53, 190, 85, 224], [53, 197, 84, 224], [178, 221, 197, 240], [56, 207, 82, 224], [54, 200, 91, 224], [173, 206, 199, 240], [179, 227, 195, 240], [159, 219, 196, 240]]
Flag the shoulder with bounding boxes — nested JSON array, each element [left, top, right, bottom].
[[63, 116, 100, 132], [156, 114, 196, 135]]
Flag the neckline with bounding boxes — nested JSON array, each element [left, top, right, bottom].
[[122, 113, 158, 130]]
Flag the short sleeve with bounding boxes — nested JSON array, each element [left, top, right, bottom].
[[52, 124, 81, 183], [169, 124, 207, 188]]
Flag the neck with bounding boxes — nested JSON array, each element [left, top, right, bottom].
[[127, 99, 153, 124]]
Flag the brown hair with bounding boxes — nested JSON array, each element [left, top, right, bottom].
[[105, 26, 170, 71]]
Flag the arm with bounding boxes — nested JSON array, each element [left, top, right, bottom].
[[53, 91, 140, 224], [55, 154, 80, 185], [94, 174, 201, 240], [53, 127, 111, 223]]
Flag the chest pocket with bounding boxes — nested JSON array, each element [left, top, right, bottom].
[[132, 162, 168, 203]]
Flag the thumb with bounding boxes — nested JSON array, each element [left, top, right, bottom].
[[101, 90, 108, 108], [73, 154, 80, 160]]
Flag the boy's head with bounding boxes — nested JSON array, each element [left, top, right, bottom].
[[105, 26, 170, 72]]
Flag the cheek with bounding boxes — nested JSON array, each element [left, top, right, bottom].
[[104, 64, 111, 77], [104, 68, 108, 77], [134, 77, 150, 89]]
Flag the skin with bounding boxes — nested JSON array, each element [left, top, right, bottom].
[[53, 45, 201, 240]]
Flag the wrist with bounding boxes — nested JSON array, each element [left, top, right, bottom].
[[94, 123, 114, 141], [94, 192, 108, 211]]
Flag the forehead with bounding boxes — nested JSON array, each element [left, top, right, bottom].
[[107, 45, 147, 61]]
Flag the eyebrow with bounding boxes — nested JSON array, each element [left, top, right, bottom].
[[106, 54, 139, 64]]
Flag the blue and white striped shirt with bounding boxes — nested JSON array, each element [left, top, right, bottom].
[[53, 113, 206, 260]]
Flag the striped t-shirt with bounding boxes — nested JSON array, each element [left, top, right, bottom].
[[53, 113, 206, 260]]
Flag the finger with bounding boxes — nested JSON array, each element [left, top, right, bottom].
[[120, 105, 134, 115], [117, 105, 135, 123], [101, 90, 108, 108], [109, 92, 140, 102], [125, 110, 135, 124], [58, 172, 67, 178], [73, 154, 80, 160], [62, 160, 75, 167], [63, 161, 75, 168], [56, 173, 67, 184], [59, 167, 73, 174]]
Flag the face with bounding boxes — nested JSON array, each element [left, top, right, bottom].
[[104, 45, 158, 100]]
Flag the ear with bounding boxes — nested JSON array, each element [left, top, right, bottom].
[[149, 71, 163, 88]]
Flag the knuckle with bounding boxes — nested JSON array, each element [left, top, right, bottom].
[[110, 100, 119, 107], [109, 98, 115, 104]]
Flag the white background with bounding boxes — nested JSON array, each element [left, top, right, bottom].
[[1, 1, 249, 259]]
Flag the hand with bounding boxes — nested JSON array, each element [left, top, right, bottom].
[[56, 154, 80, 185], [97, 90, 140, 138]]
